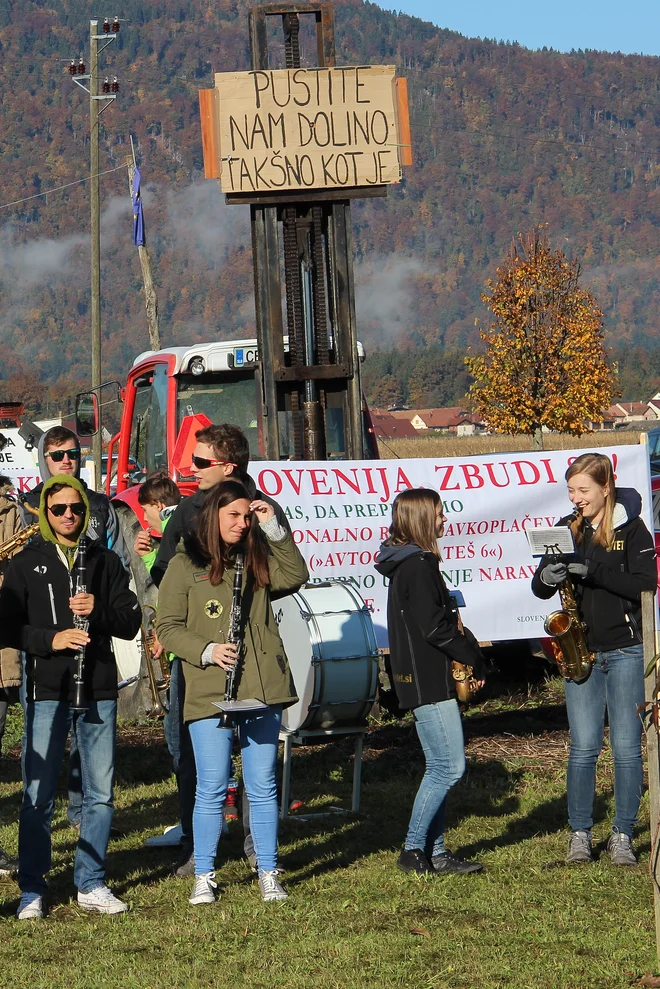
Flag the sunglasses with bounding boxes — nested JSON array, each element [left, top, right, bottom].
[[191, 455, 236, 471], [48, 502, 86, 518], [45, 448, 81, 462]]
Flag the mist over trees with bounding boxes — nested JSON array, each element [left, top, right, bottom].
[[0, 0, 659, 410]]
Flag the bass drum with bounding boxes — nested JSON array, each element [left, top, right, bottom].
[[275, 581, 379, 734]]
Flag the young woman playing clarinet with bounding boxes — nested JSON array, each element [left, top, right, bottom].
[[532, 452, 656, 865], [156, 480, 308, 904], [375, 487, 487, 876]]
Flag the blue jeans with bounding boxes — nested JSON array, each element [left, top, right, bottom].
[[405, 699, 466, 857], [564, 644, 645, 836], [188, 706, 281, 875], [19, 699, 117, 895], [66, 733, 83, 826], [163, 659, 196, 843]]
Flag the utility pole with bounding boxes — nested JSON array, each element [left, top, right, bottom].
[[90, 20, 101, 483], [70, 18, 119, 488]]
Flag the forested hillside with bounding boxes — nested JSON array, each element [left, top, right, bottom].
[[0, 0, 659, 412]]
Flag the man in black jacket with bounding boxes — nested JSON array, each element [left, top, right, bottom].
[[150, 423, 288, 588], [0, 475, 141, 919], [21, 424, 129, 837], [21, 425, 128, 564]]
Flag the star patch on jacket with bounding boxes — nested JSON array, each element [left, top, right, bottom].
[[204, 599, 223, 618]]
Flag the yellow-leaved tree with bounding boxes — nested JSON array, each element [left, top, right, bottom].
[[466, 231, 618, 449]]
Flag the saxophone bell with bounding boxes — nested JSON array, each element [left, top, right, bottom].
[[543, 507, 594, 683]]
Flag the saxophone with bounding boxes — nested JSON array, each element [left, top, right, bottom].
[[0, 521, 40, 561], [543, 510, 594, 683]]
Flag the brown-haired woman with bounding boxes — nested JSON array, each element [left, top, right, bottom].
[[532, 452, 656, 865], [156, 480, 308, 904], [375, 487, 486, 876]]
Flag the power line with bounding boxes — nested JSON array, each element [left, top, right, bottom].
[[0, 163, 127, 212]]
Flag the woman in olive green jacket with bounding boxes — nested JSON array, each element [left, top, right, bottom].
[[156, 480, 308, 906]]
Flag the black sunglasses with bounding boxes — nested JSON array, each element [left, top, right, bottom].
[[48, 502, 85, 518], [45, 448, 81, 462]]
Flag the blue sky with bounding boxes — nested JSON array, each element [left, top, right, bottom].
[[386, 1, 660, 56]]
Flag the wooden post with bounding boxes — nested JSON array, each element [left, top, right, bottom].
[[642, 589, 660, 967], [128, 138, 160, 352], [90, 20, 102, 486]]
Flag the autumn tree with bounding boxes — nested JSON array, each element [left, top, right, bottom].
[[466, 232, 618, 449]]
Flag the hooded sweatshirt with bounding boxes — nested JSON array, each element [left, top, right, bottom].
[[22, 431, 127, 565], [531, 486, 657, 652], [0, 475, 141, 702], [375, 543, 487, 710]]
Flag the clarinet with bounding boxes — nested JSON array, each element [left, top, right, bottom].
[[70, 536, 89, 712], [219, 552, 244, 729]]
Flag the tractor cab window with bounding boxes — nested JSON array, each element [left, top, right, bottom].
[[176, 373, 264, 461], [127, 364, 169, 484]]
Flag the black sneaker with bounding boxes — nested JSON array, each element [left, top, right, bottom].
[[397, 848, 433, 874], [173, 842, 195, 878], [0, 846, 18, 875], [431, 851, 483, 875]]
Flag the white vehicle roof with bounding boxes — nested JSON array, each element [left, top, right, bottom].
[[132, 338, 365, 374]]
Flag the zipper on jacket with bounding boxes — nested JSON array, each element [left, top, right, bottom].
[[625, 611, 640, 641], [401, 610, 423, 707], [254, 624, 264, 652], [47, 584, 57, 625]]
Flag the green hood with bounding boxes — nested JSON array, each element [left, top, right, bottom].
[[39, 475, 90, 553]]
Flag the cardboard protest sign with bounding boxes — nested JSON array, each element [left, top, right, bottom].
[[213, 65, 404, 193]]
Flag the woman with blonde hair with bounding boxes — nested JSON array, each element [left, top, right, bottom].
[[532, 452, 656, 865], [375, 487, 486, 876]]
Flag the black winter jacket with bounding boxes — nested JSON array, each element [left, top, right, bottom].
[[531, 488, 656, 652], [150, 473, 291, 588], [375, 544, 487, 711], [0, 536, 141, 702]]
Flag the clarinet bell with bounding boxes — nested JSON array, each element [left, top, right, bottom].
[[71, 680, 88, 712]]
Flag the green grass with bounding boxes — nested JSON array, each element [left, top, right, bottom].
[[0, 683, 657, 989]]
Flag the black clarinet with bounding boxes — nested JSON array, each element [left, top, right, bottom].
[[219, 553, 244, 729], [71, 536, 89, 712]]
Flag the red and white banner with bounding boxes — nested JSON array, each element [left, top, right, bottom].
[[253, 445, 653, 646]]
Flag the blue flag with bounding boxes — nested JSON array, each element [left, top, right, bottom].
[[131, 166, 145, 247]]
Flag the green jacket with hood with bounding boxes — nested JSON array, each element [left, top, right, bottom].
[[156, 527, 308, 723], [0, 475, 141, 703]]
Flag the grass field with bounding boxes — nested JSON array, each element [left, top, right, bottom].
[[378, 431, 643, 460], [0, 678, 657, 989]]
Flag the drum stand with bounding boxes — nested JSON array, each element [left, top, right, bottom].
[[279, 726, 366, 820]]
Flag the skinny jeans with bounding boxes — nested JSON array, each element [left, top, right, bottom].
[[404, 699, 466, 857], [188, 706, 281, 875], [564, 644, 644, 836]]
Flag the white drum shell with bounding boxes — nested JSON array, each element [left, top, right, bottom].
[[275, 581, 378, 734]]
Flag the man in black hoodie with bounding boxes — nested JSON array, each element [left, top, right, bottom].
[[0, 475, 141, 919], [21, 424, 129, 837], [21, 425, 127, 564]]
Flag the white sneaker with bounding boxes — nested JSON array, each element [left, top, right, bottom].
[[258, 870, 288, 902], [17, 893, 44, 920], [189, 872, 218, 905], [77, 885, 128, 914]]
